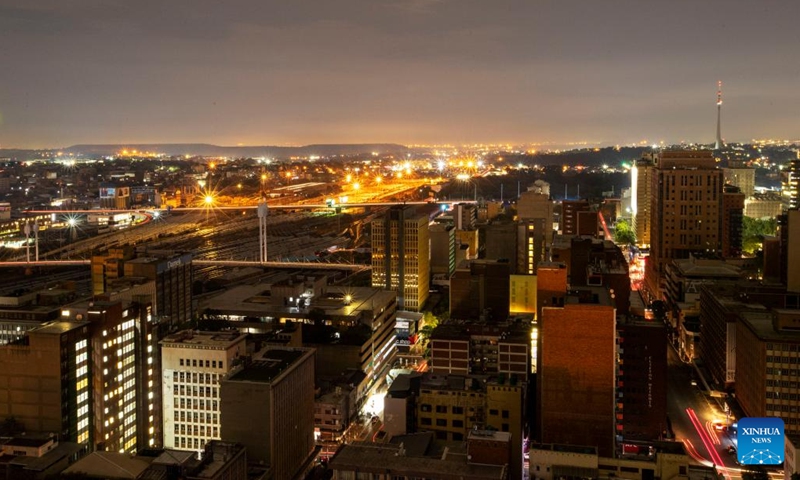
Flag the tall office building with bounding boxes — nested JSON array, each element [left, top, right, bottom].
[[92, 249, 193, 331], [631, 155, 655, 248], [429, 223, 456, 278], [221, 347, 316, 480], [371, 206, 430, 311], [782, 156, 800, 210], [788, 209, 800, 293], [60, 299, 162, 453], [161, 331, 247, 451], [722, 185, 745, 258], [646, 150, 724, 299], [616, 316, 667, 441], [538, 287, 616, 457], [736, 309, 800, 433], [561, 200, 590, 236], [449, 259, 510, 321], [0, 321, 92, 446], [517, 185, 554, 274]]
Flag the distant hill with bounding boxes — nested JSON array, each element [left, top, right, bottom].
[[62, 143, 410, 158]]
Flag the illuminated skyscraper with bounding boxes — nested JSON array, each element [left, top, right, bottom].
[[631, 155, 655, 248], [371, 206, 430, 311], [783, 156, 800, 210]]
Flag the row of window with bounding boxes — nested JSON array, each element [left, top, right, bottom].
[[178, 358, 225, 369], [173, 424, 219, 437], [173, 385, 218, 398], [173, 410, 218, 424], [175, 398, 219, 411], [173, 371, 222, 384]]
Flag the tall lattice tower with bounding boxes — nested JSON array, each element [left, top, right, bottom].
[[715, 80, 723, 150]]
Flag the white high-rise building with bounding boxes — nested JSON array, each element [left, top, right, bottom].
[[161, 331, 246, 451]]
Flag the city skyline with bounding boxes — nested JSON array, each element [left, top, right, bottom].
[[1, 1, 800, 148]]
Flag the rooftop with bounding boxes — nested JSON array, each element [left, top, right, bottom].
[[329, 442, 506, 479], [62, 451, 152, 479], [226, 348, 310, 383], [161, 330, 247, 349], [29, 320, 89, 336]]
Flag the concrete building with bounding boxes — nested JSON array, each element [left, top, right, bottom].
[[0, 435, 84, 480], [561, 200, 590, 236], [371, 206, 430, 311], [736, 309, 800, 433], [144, 441, 249, 480], [530, 441, 698, 480], [430, 322, 531, 377], [0, 321, 91, 446], [202, 280, 398, 395], [745, 192, 784, 219], [509, 274, 537, 315], [429, 223, 456, 278], [221, 347, 316, 480], [723, 166, 756, 197], [450, 259, 510, 322], [663, 255, 741, 362], [616, 316, 668, 441], [161, 331, 247, 451], [646, 150, 724, 299], [414, 373, 525, 479], [722, 185, 745, 258], [60, 298, 163, 452], [538, 287, 617, 457], [99, 183, 131, 210], [631, 155, 655, 248], [91, 248, 194, 331], [789, 209, 800, 293], [329, 438, 507, 480], [783, 157, 800, 210], [483, 221, 518, 273], [453, 202, 478, 231], [518, 185, 555, 275], [0, 285, 73, 346]]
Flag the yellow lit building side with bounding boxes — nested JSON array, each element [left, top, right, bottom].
[[509, 275, 537, 314]]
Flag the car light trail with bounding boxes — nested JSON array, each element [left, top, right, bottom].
[[682, 439, 713, 466], [687, 408, 729, 480]]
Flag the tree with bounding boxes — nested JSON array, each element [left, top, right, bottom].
[[742, 216, 778, 254], [614, 219, 636, 245]]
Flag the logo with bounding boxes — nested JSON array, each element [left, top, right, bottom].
[[738, 417, 784, 465]]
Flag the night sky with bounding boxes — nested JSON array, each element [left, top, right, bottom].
[[1, 1, 799, 148]]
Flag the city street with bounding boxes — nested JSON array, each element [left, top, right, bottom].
[[667, 345, 740, 477]]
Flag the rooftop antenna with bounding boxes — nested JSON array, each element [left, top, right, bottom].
[[715, 80, 723, 150]]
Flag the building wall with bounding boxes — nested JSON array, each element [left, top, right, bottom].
[[0, 323, 91, 445], [509, 274, 537, 314], [734, 321, 767, 419], [722, 189, 745, 258], [430, 339, 469, 375], [221, 350, 315, 480], [788, 210, 800, 293], [486, 384, 524, 479], [647, 151, 723, 299], [371, 208, 430, 311], [539, 303, 616, 457], [162, 333, 246, 451], [483, 222, 518, 274], [723, 167, 755, 197], [617, 321, 667, 441], [632, 159, 654, 248]]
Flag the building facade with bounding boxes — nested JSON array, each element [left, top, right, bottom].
[[161, 331, 247, 451], [371, 206, 430, 311]]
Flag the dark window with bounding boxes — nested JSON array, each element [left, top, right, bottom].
[[436, 419, 447, 427], [453, 406, 464, 414], [453, 420, 463, 428], [436, 405, 447, 414], [502, 410, 509, 419], [489, 409, 499, 416], [421, 417, 432, 426]]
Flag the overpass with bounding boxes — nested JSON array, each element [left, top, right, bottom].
[[0, 259, 370, 271], [26, 200, 476, 215]]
